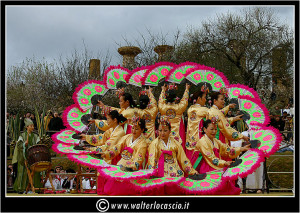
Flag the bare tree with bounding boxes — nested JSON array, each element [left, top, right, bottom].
[[6, 42, 112, 114]]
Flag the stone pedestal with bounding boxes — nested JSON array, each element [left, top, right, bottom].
[[89, 59, 101, 80], [154, 45, 174, 61], [118, 46, 141, 69]]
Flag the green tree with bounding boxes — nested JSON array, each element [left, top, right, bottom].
[[180, 7, 294, 90]]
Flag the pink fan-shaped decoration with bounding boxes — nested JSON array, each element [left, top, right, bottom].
[[51, 128, 80, 145], [165, 61, 199, 84], [249, 125, 282, 157], [126, 66, 150, 87], [141, 62, 176, 86], [222, 149, 265, 180], [62, 104, 91, 133], [52, 142, 97, 155], [72, 80, 108, 112], [99, 165, 157, 180], [178, 169, 225, 195], [185, 65, 230, 90], [227, 84, 261, 102], [103, 65, 131, 89], [238, 95, 270, 126], [67, 154, 111, 169]]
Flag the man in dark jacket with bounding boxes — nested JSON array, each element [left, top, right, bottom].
[[48, 112, 64, 136], [270, 115, 285, 131]]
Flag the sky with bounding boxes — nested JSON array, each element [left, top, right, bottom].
[[5, 4, 295, 71]]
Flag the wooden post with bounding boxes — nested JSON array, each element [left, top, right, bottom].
[[25, 161, 35, 193]]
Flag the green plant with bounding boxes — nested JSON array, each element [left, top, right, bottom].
[[34, 106, 52, 149], [11, 113, 21, 142]]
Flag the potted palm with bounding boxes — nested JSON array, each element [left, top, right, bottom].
[[8, 113, 21, 158], [34, 107, 53, 151]]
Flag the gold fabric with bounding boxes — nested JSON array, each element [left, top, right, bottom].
[[186, 104, 209, 151], [103, 134, 148, 170], [134, 90, 158, 142], [85, 125, 125, 164], [208, 105, 243, 144], [93, 106, 137, 133], [195, 135, 241, 170], [158, 88, 189, 142], [94, 119, 110, 131], [147, 137, 197, 177]]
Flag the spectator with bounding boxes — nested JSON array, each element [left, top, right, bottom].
[[44, 110, 53, 132], [44, 169, 55, 189], [7, 167, 13, 188], [270, 106, 281, 117], [277, 144, 294, 153], [270, 92, 276, 101], [6, 112, 10, 126], [282, 111, 288, 120], [270, 115, 285, 131], [7, 164, 14, 186], [285, 115, 293, 142], [20, 112, 31, 131], [52, 168, 63, 190], [59, 113, 67, 129], [62, 169, 76, 190], [48, 112, 64, 136], [7, 131, 12, 157], [289, 104, 294, 116], [282, 104, 291, 115], [30, 114, 37, 130]]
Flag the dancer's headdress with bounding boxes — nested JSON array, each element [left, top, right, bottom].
[[132, 115, 142, 127], [115, 88, 125, 98], [219, 87, 228, 97], [167, 83, 178, 91], [139, 90, 148, 97], [201, 83, 210, 94], [159, 115, 171, 128]]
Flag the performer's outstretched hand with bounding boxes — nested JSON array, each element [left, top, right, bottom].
[[240, 143, 251, 152], [224, 161, 232, 167], [97, 100, 104, 107], [233, 114, 243, 122], [88, 119, 95, 125], [242, 135, 250, 142], [80, 134, 86, 141], [186, 83, 191, 90], [229, 103, 236, 109]]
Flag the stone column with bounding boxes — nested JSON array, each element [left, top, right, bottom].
[[154, 45, 174, 61], [89, 59, 101, 80], [118, 46, 141, 69]]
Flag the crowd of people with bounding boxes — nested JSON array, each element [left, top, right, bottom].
[[44, 166, 97, 192], [6, 111, 66, 134], [7, 162, 97, 193], [6, 83, 294, 195]]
